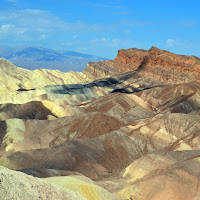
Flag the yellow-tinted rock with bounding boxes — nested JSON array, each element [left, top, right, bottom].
[[0, 58, 91, 94], [0, 166, 87, 200], [1, 119, 25, 152], [43, 176, 119, 200]]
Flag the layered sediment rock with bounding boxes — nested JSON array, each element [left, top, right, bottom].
[[0, 47, 200, 200], [84, 46, 200, 83]]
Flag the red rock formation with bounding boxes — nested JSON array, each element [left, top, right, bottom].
[[84, 46, 200, 83]]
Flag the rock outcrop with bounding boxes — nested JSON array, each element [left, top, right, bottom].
[[84, 46, 200, 83]]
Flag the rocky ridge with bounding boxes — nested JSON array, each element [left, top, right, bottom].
[[84, 46, 200, 83]]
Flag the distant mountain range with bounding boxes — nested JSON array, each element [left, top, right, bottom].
[[0, 45, 107, 72]]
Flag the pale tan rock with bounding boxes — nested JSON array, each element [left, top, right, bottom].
[[0, 166, 87, 200], [118, 151, 200, 200]]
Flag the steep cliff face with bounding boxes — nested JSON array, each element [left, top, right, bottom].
[[83, 61, 116, 79], [83, 46, 200, 83]]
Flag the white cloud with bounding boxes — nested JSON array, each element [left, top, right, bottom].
[[0, 8, 139, 55], [0, 24, 15, 33], [92, 37, 110, 42], [39, 34, 47, 40], [165, 39, 175, 47], [0, 9, 115, 43], [0, 23, 27, 38]]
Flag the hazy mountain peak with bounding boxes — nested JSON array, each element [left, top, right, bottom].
[[0, 45, 108, 72]]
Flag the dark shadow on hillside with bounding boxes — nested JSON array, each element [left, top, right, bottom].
[[0, 121, 7, 149], [17, 88, 36, 92], [14, 70, 166, 95], [43, 71, 137, 95], [111, 85, 166, 94]]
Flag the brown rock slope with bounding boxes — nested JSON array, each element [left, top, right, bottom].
[[0, 112, 125, 154], [2, 132, 139, 180], [0, 100, 77, 120], [84, 46, 200, 83], [0, 47, 199, 200]]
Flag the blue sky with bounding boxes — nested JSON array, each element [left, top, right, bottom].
[[0, 0, 199, 58]]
